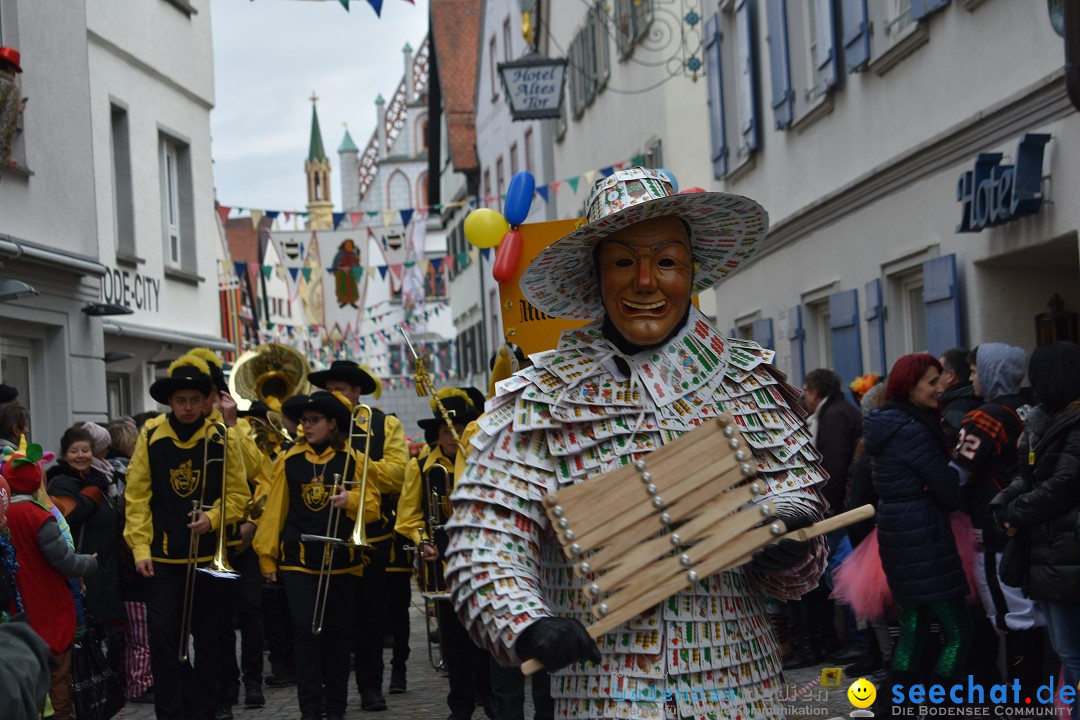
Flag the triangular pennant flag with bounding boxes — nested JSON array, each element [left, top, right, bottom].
[[536, 185, 549, 203], [382, 210, 394, 228], [615, 161, 626, 170], [632, 154, 646, 166], [430, 257, 443, 272], [378, 266, 389, 280], [403, 261, 415, 268], [550, 181, 561, 196], [215, 204, 231, 226], [349, 212, 362, 229], [600, 166, 614, 177], [456, 252, 469, 270], [299, 211, 309, 218], [283, 211, 292, 223], [366, 210, 378, 217], [250, 209, 264, 229], [261, 265, 272, 280], [582, 170, 598, 187], [265, 210, 280, 220], [352, 266, 363, 281], [288, 267, 300, 281], [301, 267, 312, 282], [338, 0, 349, 8], [233, 261, 248, 277], [366, 0, 382, 15], [326, 266, 336, 275], [332, 212, 346, 229], [400, 208, 414, 228], [566, 177, 579, 194]]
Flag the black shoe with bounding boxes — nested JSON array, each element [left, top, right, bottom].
[[782, 646, 822, 670], [265, 667, 297, 686], [244, 682, 265, 708], [844, 653, 884, 678], [360, 687, 388, 711], [215, 704, 234, 720], [388, 672, 407, 694], [827, 643, 866, 664], [224, 685, 239, 706]]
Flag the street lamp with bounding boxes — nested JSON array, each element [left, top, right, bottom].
[[0, 279, 37, 302], [497, 52, 568, 121]]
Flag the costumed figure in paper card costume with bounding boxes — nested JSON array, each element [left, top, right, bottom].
[[445, 168, 830, 720]]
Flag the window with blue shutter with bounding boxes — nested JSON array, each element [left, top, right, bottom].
[[811, 0, 840, 92], [765, 0, 793, 130], [734, 0, 760, 156], [787, 305, 805, 385], [705, 14, 729, 179], [910, 0, 949, 21], [752, 317, 775, 350], [829, 289, 863, 396], [864, 278, 886, 374], [840, 0, 870, 72], [923, 254, 962, 357]]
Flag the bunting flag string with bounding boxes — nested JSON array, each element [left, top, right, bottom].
[[216, 151, 657, 230]]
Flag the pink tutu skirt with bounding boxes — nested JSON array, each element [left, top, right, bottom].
[[830, 512, 978, 620]]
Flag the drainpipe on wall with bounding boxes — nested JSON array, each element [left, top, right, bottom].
[[1066, 0, 1080, 112]]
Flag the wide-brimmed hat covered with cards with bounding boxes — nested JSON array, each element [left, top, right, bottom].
[[520, 166, 769, 320]]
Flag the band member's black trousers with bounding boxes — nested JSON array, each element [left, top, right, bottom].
[[437, 600, 493, 719], [353, 541, 388, 691], [263, 581, 295, 673], [384, 568, 412, 675], [221, 547, 265, 691], [489, 657, 555, 720], [145, 561, 228, 720], [283, 570, 357, 719]]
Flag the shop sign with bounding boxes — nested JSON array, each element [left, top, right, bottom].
[[101, 266, 161, 313], [956, 133, 1050, 233]]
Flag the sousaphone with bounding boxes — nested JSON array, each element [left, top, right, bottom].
[[229, 343, 311, 412]]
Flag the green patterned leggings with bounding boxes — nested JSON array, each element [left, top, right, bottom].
[[892, 600, 973, 679]]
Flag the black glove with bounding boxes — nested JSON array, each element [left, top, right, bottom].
[[750, 513, 815, 572], [989, 503, 1010, 532], [515, 617, 601, 672]]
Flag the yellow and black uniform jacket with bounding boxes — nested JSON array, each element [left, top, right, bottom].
[[253, 441, 381, 576], [349, 409, 408, 497], [124, 415, 252, 565], [395, 445, 456, 547]]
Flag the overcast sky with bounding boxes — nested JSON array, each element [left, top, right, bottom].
[[210, 0, 430, 214]]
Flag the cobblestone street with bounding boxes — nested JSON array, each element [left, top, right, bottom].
[[114, 585, 859, 720]]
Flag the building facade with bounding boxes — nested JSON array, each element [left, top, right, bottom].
[[88, 0, 229, 417], [699, 0, 1079, 388]]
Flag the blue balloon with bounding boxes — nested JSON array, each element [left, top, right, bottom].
[[503, 171, 536, 227], [658, 168, 678, 193]]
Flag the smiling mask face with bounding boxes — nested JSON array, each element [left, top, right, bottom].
[[847, 678, 877, 709], [598, 216, 693, 349]]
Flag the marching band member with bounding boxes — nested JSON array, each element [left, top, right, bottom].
[[445, 168, 828, 720], [124, 354, 250, 720], [253, 390, 381, 720], [308, 360, 407, 710], [397, 387, 495, 720]]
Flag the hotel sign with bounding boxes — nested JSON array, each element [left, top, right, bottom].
[[956, 133, 1050, 233]]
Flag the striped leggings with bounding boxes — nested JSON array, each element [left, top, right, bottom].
[[123, 600, 153, 697]]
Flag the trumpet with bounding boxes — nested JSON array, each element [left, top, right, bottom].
[[409, 462, 452, 597], [301, 403, 375, 635], [179, 421, 240, 662]]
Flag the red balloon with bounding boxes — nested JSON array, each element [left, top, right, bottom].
[[492, 229, 523, 283]]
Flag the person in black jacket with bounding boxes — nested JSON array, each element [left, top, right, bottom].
[[939, 348, 982, 444], [992, 342, 1080, 720], [863, 354, 972, 696]]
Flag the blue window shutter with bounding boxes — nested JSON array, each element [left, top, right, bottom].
[[705, 15, 729, 179], [786, 304, 805, 385], [829, 289, 863, 397], [923, 254, 962, 357], [813, 0, 840, 90], [911, 0, 949, 22], [752, 317, 775, 350], [864, 278, 886, 374], [765, 0, 793, 130], [735, 0, 760, 154], [840, 0, 870, 73]]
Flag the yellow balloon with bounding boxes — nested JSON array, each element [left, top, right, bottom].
[[464, 208, 510, 249]]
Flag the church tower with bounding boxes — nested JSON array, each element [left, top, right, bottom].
[[305, 93, 333, 229]]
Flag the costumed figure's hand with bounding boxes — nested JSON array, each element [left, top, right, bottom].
[[749, 512, 815, 572], [515, 617, 602, 672]]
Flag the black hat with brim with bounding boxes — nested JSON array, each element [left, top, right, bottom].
[[149, 367, 213, 405], [308, 360, 377, 395], [417, 395, 482, 432], [282, 391, 352, 433], [0, 384, 17, 404], [238, 400, 270, 420]]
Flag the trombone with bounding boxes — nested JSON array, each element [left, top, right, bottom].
[[403, 461, 453, 671], [179, 421, 240, 662], [300, 403, 375, 635]]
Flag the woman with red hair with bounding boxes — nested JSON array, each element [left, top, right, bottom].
[[863, 354, 973, 701]]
